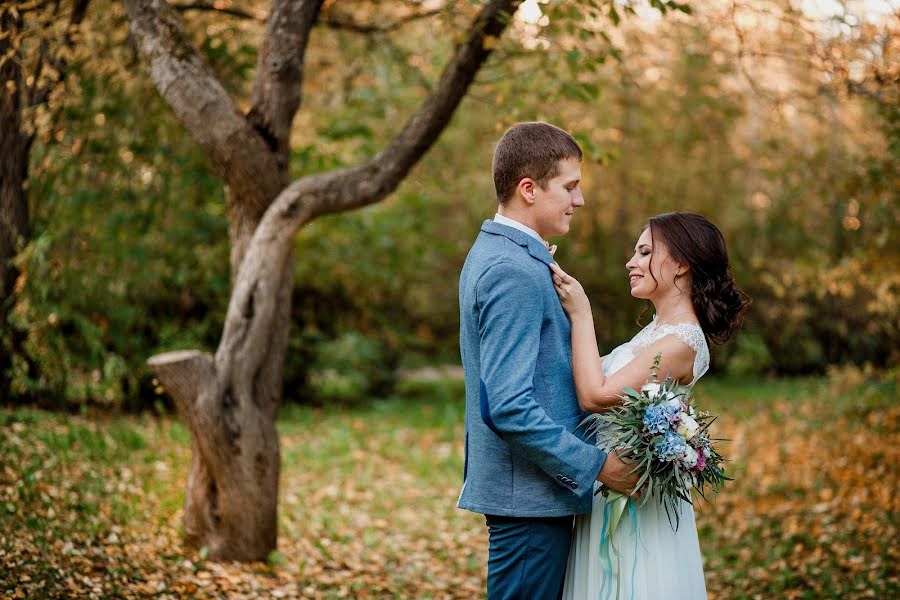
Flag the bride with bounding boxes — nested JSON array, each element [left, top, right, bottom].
[[549, 211, 750, 600]]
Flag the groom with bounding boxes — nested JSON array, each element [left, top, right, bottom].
[[458, 122, 638, 599]]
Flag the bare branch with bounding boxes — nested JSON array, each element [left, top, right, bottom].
[[247, 0, 323, 160], [171, 1, 263, 21], [321, 7, 446, 34], [123, 0, 283, 214]]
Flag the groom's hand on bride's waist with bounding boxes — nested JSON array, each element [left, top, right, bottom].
[[597, 451, 642, 498]]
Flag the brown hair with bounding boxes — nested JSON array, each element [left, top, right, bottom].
[[492, 122, 583, 203], [645, 212, 751, 345]]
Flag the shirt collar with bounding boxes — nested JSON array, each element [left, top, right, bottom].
[[480, 220, 555, 266], [493, 213, 544, 244]]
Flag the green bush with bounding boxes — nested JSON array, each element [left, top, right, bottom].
[[746, 258, 899, 374], [305, 331, 397, 404], [725, 332, 773, 376]]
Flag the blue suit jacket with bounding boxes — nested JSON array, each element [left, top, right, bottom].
[[457, 220, 607, 517]]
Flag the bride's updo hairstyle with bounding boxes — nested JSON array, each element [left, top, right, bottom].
[[647, 212, 751, 345]]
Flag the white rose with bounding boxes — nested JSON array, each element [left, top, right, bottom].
[[702, 446, 711, 459], [666, 394, 681, 408], [641, 382, 661, 398], [677, 415, 700, 441], [681, 446, 699, 469]]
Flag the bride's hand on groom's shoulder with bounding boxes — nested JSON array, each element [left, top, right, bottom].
[[550, 263, 591, 318]]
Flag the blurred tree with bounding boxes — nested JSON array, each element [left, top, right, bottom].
[[720, 0, 899, 370], [0, 0, 90, 399]]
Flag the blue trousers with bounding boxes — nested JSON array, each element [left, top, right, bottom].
[[485, 514, 574, 600]]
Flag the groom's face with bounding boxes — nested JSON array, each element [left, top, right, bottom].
[[533, 158, 584, 239]]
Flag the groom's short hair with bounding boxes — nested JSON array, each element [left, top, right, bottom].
[[492, 122, 583, 203]]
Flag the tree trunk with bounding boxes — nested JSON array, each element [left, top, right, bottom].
[[123, 0, 310, 558], [0, 6, 31, 399], [148, 179, 296, 560], [148, 347, 280, 559], [148, 247, 293, 560]]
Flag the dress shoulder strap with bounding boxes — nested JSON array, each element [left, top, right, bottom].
[[656, 323, 706, 354], [653, 322, 710, 386]]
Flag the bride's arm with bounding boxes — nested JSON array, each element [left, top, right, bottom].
[[551, 263, 695, 413], [577, 337, 695, 412], [567, 309, 608, 411]]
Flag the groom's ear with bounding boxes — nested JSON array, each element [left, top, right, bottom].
[[516, 178, 537, 205]]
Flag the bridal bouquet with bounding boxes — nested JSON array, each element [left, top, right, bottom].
[[584, 354, 729, 533]]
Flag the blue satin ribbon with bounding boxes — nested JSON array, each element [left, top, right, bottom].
[[599, 501, 612, 600], [628, 499, 638, 600], [598, 495, 641, 600]]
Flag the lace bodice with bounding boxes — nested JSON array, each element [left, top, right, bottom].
[[602, 316, 710, 386]]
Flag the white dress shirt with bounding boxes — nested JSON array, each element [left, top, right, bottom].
[[493, 213, 544, 244]]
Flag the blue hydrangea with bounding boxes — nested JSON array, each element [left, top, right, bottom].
[[655, 430, 688, 462], [643, 403, 679, 435]]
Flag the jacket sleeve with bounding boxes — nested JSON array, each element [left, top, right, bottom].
[[475, 261, 607, 496]]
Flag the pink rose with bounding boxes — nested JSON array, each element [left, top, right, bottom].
[[694, 451, 707, 472]]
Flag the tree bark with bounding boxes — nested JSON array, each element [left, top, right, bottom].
[[148, 349, 283, 559], [127, 0, 521, 561]]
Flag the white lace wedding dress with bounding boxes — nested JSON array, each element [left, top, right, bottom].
[[562, 316, 710, 600]]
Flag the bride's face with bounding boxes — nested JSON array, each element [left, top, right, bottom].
[[626, 227, 685, 300]]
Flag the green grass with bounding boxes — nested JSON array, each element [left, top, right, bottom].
[[1, 373, 896, 599]]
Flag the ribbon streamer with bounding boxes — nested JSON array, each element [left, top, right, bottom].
[[598, 492, 641, 600]]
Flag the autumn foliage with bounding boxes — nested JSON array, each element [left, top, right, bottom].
[[2, 372, 896, 598]]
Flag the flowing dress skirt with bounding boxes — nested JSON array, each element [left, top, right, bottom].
[[562, 481, 707, 600]]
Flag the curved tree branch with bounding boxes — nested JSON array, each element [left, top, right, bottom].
[[123, 0, 283, 214], [308, 0, 521, 218], [143, 0, 523, 402]]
